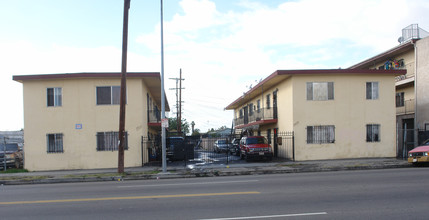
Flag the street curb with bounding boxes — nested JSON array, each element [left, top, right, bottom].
[[0, 163, 412, 185]]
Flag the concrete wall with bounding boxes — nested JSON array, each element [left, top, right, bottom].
[[23, 78, 151, 171], [416, 36, 429, 130], [292, 74, 396, 160]]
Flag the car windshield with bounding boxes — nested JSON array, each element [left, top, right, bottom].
[[218, 140, 227, 144], [246, 137, 267, 145]]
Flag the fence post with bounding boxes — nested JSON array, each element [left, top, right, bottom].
[[292, 131, 295, 162]]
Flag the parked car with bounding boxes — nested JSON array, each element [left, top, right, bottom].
[[239, 136, 273, 162], [231, 138, 240, 156], [214, 139, 232, 153], [408, 139, 429, 165], [0, 143, 23, 169]]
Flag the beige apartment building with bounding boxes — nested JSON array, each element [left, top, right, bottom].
[[226, 69, 405, 161], [13, 72, 168, 171], [350, 24, 429, 158]]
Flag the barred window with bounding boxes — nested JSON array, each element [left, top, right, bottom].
[[366, 124, 380, 142], [96, 86, 121, 105], [307, 125, 335, 144], [96, 132, 128, 151], [307, 82, 334, 101], [47, 87, 62, 107], [47, 133, 63, 153], [366, 82, 379, 100]]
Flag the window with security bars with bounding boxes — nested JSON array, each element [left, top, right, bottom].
[[366, 82, 379, 100], [47, 133, 63, 153], [366, 124, 380, 142], [307, 125, 335, 144], [47, 87, 62, 107], [306, 82, 334, 101], [96, 86, 121, 105], [96, 132, 128, 151]]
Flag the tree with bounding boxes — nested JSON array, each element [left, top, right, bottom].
[[192, 128, 201, 136], [168, 117, 190, 135]]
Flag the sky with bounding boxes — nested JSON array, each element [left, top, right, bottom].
[[1, 0, 428, 132]]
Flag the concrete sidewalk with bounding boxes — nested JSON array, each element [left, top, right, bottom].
[[0, 158, 412, 185]]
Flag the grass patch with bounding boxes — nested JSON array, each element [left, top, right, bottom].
[[0, 168, 29, 174], [62, 170, 162, 179], [277, 163, 304, 167], [0, 175, 51, 181], [345, 164, 370, 168]]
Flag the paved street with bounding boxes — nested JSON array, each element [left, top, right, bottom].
[[1, 168, 429, 219]]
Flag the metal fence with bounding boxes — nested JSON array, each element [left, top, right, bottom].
[[275, 131, 295, 161], [142, 132, 295, 166], [142, 134, 243, 166]]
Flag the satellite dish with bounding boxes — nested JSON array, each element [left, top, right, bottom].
[[398, 36, 404, 44]]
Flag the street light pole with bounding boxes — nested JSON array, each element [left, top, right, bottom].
[[160, 0, 167, 173]]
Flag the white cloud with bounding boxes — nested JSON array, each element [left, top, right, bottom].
[[134, 0, 429, 132], [2, 0, 429, 132]]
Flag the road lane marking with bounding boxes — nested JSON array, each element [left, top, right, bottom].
[[118, 180, 259, 188], [198, 212, 328, 220], [0, 191, 260, 205]]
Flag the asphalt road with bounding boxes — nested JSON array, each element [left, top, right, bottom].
[[1, 168, 428, 220]]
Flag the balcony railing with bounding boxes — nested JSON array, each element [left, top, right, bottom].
[[395, 62, 414, 82], [397, 99, 415, 115], [234, 107, 277, 127], [148, 110, 161, 124]]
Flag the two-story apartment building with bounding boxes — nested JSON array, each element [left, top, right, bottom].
[[226, 69, 405, 161], [350, 24, 429, 158], [13, 72, 169, 171]]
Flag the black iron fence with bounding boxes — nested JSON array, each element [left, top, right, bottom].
[[142, 132, 294, 166], [275, 131, 295, 161]]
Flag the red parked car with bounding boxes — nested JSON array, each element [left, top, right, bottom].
[[408, 139, 429, 165], [239, 136, 273, 162]]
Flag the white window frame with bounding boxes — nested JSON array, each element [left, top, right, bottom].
[[306, 82, 334, 101], [366, 82, 379, 100], [96, 86, 123, 105], [47, 87, 62, 107]]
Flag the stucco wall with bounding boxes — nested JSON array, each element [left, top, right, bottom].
[[292, 74, 396, 160], [416, 37, 429, 130], [23, 78, 149, 171]]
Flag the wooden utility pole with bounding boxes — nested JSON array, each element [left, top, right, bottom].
[[118, 0, 130, 174], [178, 69, 183, 135], [169, 69, 185, 135]]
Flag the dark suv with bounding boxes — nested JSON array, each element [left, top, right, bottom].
[[0, 143, 23, 169], [239, 136, 273, 162]]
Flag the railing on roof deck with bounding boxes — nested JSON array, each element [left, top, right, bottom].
[[234, 107, 277, 126]]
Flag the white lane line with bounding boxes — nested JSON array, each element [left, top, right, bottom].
[[198, 212, 328, 220], [118, 180, 259, 188]]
